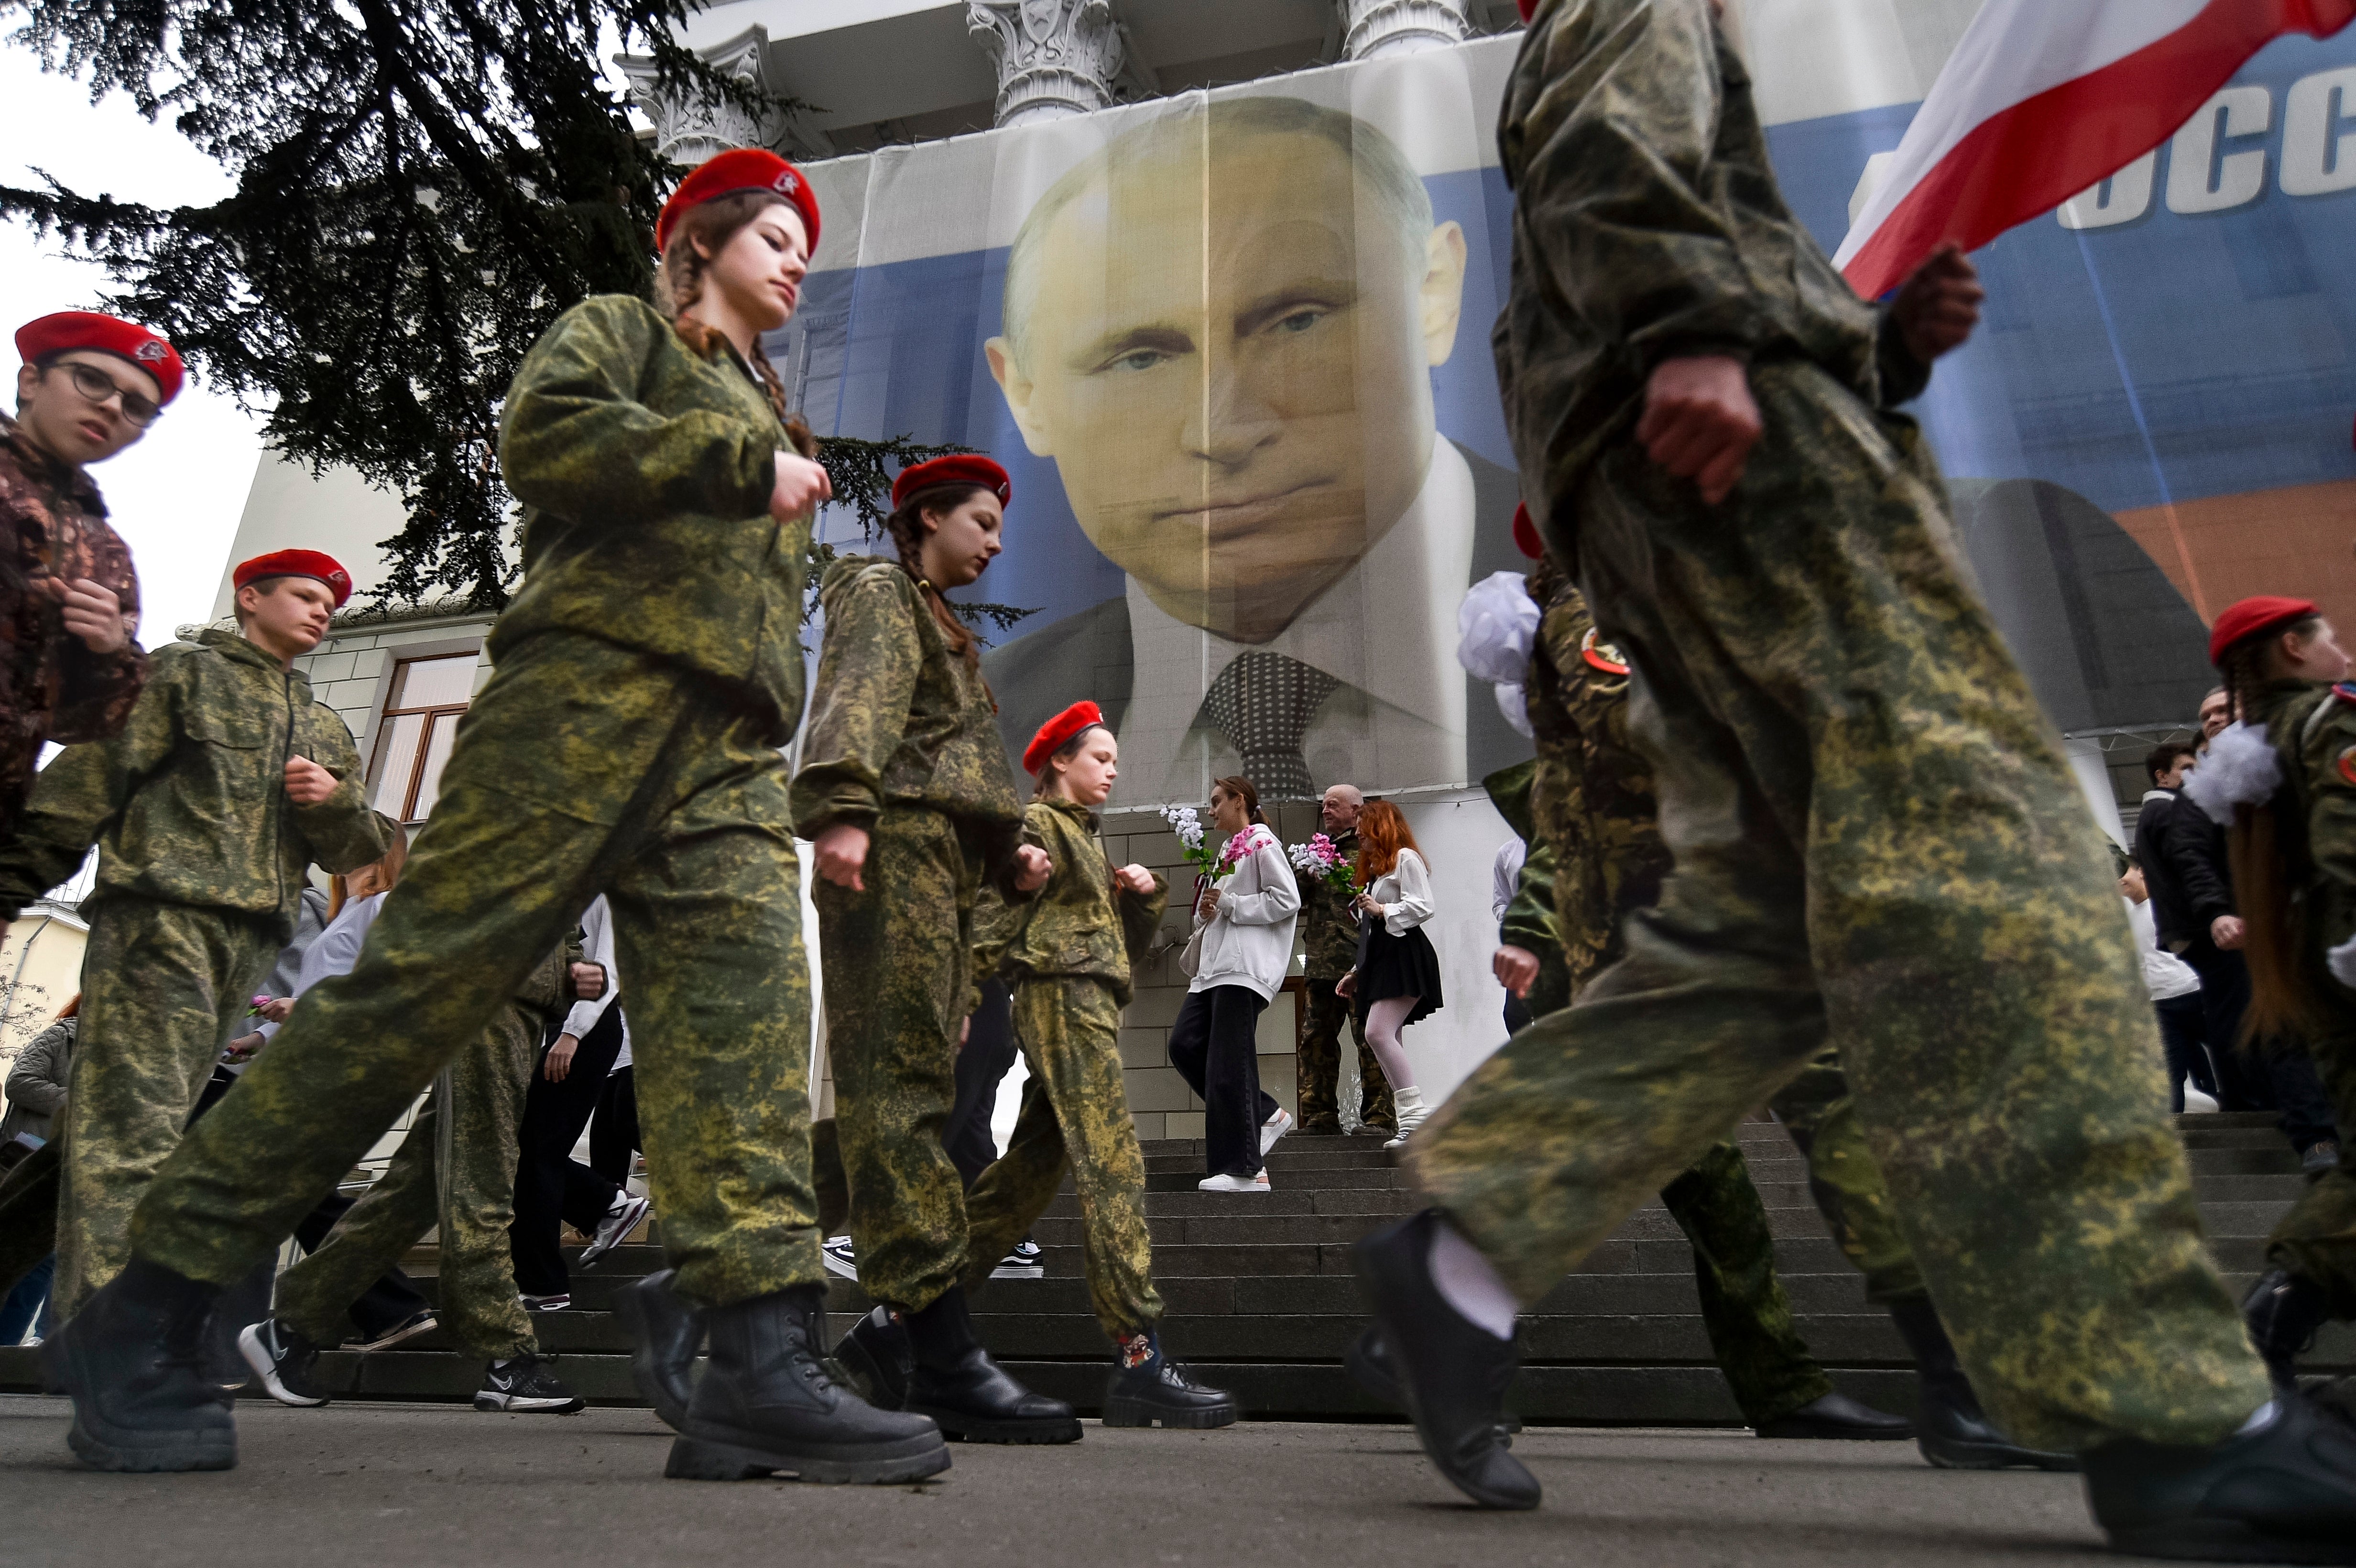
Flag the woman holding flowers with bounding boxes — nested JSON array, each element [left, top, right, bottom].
[[1166, 776, 1301, 1192]]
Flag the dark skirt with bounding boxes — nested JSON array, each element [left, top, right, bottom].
[[1355, 920, 1443, 1028]]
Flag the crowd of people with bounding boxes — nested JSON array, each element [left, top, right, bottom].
[[0, 0, 2351, 1559]]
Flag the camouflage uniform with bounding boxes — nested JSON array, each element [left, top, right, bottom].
[[126, 296, 827, 1313], [1296, 828, 1393, 1132], [0, 412, 147, 838], [953, 798, 1168, 1340], [794, 556, 1028, 1315], [1416, 0, 2269, 1452], [273, 944, 574, 1361], [2247, 680, 2356, 1315], [0, 629, 397, 1317]]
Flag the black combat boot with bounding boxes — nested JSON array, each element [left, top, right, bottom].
[[1753, 1392, 1914, 1440], [609, 1268, 704, 1431], [2244, 1268, 2331, 1394], [1102, 1329, 1239, 1429], [902, 1285, 1081, 1444], [2084, 1394, 2356, 1562], [665, 1284, 949, 1483], [833, 1304, 916, 1410], [1345, 1327, 1520, 1438], [1886, 1293, 2077, 1470], [49, 1256, 237, 1472], [1351, 1211, 1538, 1510]]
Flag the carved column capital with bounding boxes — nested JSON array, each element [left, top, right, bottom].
[[966, 0, 1132, 129], [1335, 0, 1471, 60], [615, 26, 833, 167]]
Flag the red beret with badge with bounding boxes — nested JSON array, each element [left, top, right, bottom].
[[893, 454, 1012, 511], [234, 549, 353, 609], [1024, 700, 1107, 776], [16, 311, 185, 406], [655, 149, 822, 260], [2208, 595, 2319, 665]]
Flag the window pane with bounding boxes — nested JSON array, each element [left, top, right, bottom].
[[368, 713, 425, 817], [409, 713, 460, 822], [392, 654, 476, 709]]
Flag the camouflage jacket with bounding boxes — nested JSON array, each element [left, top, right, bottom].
[[0, 628, 399, 937], [974, 798, 1168, 1006], [1492, 0, 1926, 562], [497, 295, 808, 740], [1505, 567, 1668, 1001], [1300, 826, 1363, 980], [792, 556, 1026, 886], [0, 413, 147, 821], [2255, 679, 2356, 991]]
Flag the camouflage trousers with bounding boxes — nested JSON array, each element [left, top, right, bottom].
[[962, 976, 1162, 1342], [55, 897, 280, 1319], [815, 807, 983, 1314], [1297, 977, 1395, 1131], [2268, 1019, 2356, 1315], [274, 1000, 540, 1361], [1417, 361, 2269, 1450], [130, 633, 821, 1309], [1662, 1140, 1832, 1425], [1768, 1049, 1924, 1304]]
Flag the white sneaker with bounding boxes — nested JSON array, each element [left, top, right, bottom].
[[1259, 1107, 1294, 1156], [2182, 1082, 2221, 1114], [821, 1235, 859, 1280], [1198, 1171, 1272, 1194], [1383, 1086, 1429, 1150], [577, 1192, 651, 1270]]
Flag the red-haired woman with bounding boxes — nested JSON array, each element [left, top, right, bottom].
[[1338, 800, 1444, 1148]]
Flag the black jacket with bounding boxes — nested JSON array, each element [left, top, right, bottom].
[[2137, 786, 2235, 948]]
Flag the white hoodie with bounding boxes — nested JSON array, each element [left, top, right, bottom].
[[1187, 823, 1301, 1002]]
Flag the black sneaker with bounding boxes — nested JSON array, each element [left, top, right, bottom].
[[2304, 1139, 2343, 1179], [343, 1309, 437, 1353], [2085, 1394, 2356, 1562], [821, 1236, 858, 1282], [518, 1292, 571, 1313], [475, 1352, 586, 1413], [239, 1319, 330, 1408], [578, 1193, 651, 1271], [989, 1240, 1044, 1280]]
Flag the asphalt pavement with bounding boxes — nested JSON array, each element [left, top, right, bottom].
[[4, 1394, 2126, 1568]]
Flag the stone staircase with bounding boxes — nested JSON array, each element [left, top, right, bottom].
[[4, 1112, 2345, 1420]]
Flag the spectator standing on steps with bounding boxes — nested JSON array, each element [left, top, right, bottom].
[[1296, 784, 1394, 1136], [1336, 801, 1445, 1150], [2121, 850, 2214, 1113]]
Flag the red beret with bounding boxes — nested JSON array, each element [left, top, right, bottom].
[[235, 549, 353, 610], [1512, 502, 1541, 560], [16, 311, 185, 406], [893, 454, 1011, 511], [655, 149, 821, 260], [2210, 596, 2319, 665], [1025, 701, 1107, 776]]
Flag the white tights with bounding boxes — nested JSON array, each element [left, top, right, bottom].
[[1363, 995, 1419, 1094]]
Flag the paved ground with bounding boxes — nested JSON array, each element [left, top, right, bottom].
[[4, 1394, 2124, 1567]]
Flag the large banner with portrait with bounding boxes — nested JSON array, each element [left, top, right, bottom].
[[779, 26, 2356, 814]]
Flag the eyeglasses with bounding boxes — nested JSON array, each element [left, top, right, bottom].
[[52, 361, 163, 428]]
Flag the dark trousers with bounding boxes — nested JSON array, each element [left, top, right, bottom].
[[589, 1066, 642, 1186], [0, 1252, 54, 1342], [945, 980, 1019, 1189], [2181, 938, 2338, 1150], [1167, 985, 1278, 1177], [2155, 992, 2216, 1113], [510, 1007, 628, 1297]]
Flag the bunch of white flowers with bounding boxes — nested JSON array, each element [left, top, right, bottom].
[[1160, 803, 1205, 851]]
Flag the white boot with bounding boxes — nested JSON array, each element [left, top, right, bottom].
[[1383, 1086, 1428, 1150]]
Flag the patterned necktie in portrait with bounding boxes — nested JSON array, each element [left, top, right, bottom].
[[1197, 649, 1341, 801]]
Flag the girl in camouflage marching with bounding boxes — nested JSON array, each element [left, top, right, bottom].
[[794, 453, 1068, 1444], [43, 149, 951, 1486], [2190, 597, 2356, 1409], [956, 701, 1237, 1427]]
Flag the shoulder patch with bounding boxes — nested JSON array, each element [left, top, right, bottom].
[[2335, 682, 2356, 705], [2339, 745, 2356, 789], [1579, 627, 1629, 677]]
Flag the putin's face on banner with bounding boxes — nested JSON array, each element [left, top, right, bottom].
[[988, 104, 1467, 645]]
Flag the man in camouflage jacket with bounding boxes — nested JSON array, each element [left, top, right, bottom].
[[1296, 786, 1392, 1133], [1372, 0, 2299, 1525], [0, 611, 397, 1319]]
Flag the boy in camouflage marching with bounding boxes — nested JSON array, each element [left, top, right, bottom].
[[795, 453, 1069, 1445], [0, 551, 397, 1323], [1354, 1, 2356, 1552], [2189, 598, 2356, 1406], [1295, 784, 1393, 1135], [0, 313, 164, 841]]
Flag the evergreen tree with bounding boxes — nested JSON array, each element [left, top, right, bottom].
[[0, 0, 783, 611]]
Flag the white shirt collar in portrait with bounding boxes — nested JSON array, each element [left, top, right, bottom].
[[1119, 434, 1477, 803]]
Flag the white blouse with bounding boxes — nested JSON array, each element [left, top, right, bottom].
[[1366, 848, 1436, 936]]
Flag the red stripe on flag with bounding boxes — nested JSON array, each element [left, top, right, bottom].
[[1842, 0, 2356, 299]]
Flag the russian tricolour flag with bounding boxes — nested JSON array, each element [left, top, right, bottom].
[[1833, 0, 2356, 299]]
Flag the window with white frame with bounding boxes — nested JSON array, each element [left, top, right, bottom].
[[366, 653, 476, 824]]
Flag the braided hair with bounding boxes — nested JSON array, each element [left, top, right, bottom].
[[883, 482, 991, 669], [654, 190, 819, 459]]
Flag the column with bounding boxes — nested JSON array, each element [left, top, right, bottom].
[[966, 0, 1133, 129], [1335, 0, 1472, 60], [615, 25, 833, 165]]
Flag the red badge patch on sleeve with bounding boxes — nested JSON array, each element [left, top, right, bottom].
[[1580, 627, 1630, 676], [2338, 745, 2356, 788], [2334, 682, 2356, 706]]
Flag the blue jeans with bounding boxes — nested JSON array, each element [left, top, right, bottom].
[[0, 1253, 55, 1343]]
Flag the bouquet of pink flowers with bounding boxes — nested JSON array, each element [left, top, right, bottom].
[[1287, 833, 1356, 893]]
